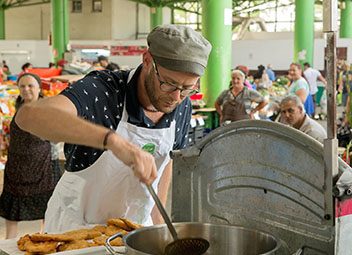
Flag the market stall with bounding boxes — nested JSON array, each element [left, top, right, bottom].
[[0, 84, 19, 168]]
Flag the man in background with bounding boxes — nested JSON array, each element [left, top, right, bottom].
[[280, 95, 326, 143], [266, 64, 276, 82], [303, 62, 327, 117], [97, 55, 120, 71]]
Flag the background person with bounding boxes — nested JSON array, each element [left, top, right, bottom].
[[2, 64, 11, 75], [303, 62, 327, 117], [338, 63, 352, 107], [215, 69, 268, 124], [279, 95, 326, 143], [97, 55, 120, 71], [266, 64, 276, 82], [0, 73, 62, 239], [288, 63, 314, 116], [235, 65, 253, 89], [19, 62, 33, 76], [15, 25, 211, 233]]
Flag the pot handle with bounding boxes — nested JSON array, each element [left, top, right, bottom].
[[292, 245, 327, 255], [105, 232, 127, 255]]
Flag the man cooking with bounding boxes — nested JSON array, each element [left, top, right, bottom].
[[15, 25, 212, 233]]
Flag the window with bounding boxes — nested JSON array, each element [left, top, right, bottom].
[[72, 0, 82, 13], [92, 0, 102, 12]]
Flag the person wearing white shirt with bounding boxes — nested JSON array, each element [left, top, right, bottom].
[[303, 62, 327, 117]]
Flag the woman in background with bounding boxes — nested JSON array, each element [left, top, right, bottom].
[[0, 73, 61, 239], [287, 63, 314, 116], [215, 69, 268, 124]]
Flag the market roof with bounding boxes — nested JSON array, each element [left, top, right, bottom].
[[1, 0, 324, 15]]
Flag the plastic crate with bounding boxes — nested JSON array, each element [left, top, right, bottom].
[[28, 68, 62, 78], [41, 80, 68, 91]]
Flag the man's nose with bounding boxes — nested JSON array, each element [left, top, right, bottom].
[[169, 89, 182, 100]]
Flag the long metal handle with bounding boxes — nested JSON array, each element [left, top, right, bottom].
[[146, 184, 178, 241], [105, 232, 127, 255]]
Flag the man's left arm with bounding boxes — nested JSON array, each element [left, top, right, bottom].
[[151, 160, 173, 224]]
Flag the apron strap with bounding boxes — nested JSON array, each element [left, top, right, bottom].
[[120, 68, 137, 122]]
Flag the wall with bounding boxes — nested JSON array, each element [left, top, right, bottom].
[[70, 0, 112, 40], [4, 0, 171, 41], [5, 0, 112, 40], [111, 0, 171, 40], [111, 0, 146, 40], [232, 34, 352, 71], [0, 40, 51, 73], [5, 4, 51, 40]]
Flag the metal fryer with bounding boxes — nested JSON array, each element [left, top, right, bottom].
[[171, 120, 340, 254]]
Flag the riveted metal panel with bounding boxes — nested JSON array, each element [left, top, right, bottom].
[[171, 120, 336, 254]]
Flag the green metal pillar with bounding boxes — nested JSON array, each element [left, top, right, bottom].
[[202, 0, 232, 107], [63, 0, 69, 48], [340, 0, 352, 38], [51, 0, 68, 63], [0, 5, 5, 39], [294, 0, 314, 66], [150, 6, 162, 30]]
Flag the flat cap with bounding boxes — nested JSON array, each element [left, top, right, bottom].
[[147, 24, 212, 76]]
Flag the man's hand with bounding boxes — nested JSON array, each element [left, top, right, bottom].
[[130, 147, 158, 185], [106, 132, 158, 185]]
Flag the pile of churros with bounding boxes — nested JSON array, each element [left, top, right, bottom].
[[17, 218, 142, 255]]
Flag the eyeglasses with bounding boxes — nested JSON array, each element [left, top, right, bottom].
[[152, 59, 199, 97]]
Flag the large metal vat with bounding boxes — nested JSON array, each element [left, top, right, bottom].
[[105, 222, 284, 255], [172, 120, 339, 254]]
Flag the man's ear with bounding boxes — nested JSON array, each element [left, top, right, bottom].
[[298, 106, 304, 114], [143, 50, 153, 67]]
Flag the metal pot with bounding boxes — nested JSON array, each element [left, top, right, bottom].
[[105, 222, 285, 255]]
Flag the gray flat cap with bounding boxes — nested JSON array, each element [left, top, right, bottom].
[[147, 24, 212, 76]]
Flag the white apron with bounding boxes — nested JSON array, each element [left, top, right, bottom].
[[44, 71, 176, 233]]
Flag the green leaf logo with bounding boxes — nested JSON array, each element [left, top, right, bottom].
[[142, 143, 156, 155]]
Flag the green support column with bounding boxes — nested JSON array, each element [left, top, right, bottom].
[[51, 0, 68, 63], [150, 6, 162, 30], [340, 0, 352, 38], [294, 0, 314, 66], [63, 0, 69, 48], [202, 0, 232, 107], [0, 6, 5, 39]]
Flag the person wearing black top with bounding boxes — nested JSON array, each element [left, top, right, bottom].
[[16, 24, 212, 232], [98, 55, 120, 71]]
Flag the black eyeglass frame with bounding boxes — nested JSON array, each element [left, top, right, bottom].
[[151, 59, 199, 97]]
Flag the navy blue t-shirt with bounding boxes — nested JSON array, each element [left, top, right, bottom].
[[61, 65, 192, 172]]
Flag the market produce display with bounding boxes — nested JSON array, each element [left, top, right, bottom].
[[0, 85, 19, 166], [17, 218, 142, 254]]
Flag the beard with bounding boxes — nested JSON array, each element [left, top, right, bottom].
[[145, 72, 179, 114]]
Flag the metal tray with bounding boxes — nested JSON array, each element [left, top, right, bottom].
[[0, 238, 124, 255]]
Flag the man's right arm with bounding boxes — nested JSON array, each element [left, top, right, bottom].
[[318, 74, 327, 86], [15, 95, 157, 184]]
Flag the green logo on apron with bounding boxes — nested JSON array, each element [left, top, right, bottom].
[[142, 143, 156, 155]]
